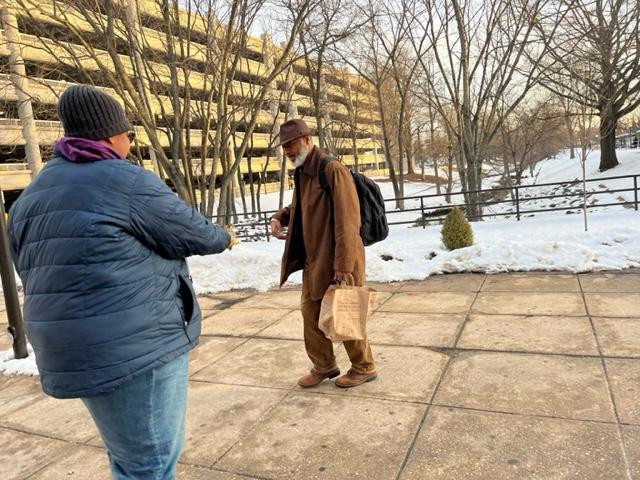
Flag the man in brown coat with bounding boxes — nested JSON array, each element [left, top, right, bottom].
[[270, 119, 377, 388]]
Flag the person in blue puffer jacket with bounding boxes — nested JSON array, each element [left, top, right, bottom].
[[8, 84, 232, 480]]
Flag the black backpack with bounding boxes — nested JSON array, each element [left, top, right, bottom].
[[318, 157, 389, 246]]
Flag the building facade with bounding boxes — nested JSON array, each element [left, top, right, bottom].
[[0, 0, 384, 195]]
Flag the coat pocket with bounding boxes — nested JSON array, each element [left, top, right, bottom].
[[177, 274, 197, 325]]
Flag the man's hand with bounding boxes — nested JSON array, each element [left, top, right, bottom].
[[223, 225, 240, 250], [334, 271, 350, 284], [270, 218, 288, 240]]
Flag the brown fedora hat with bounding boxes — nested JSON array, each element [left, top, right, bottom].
[[274, 119, 312, 148]]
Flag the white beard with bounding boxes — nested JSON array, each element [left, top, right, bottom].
[[294, 144, 309, 168]]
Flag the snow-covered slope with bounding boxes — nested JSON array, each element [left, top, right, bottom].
[[483, 149, 640, 219]]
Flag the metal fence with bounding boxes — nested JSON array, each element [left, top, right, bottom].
[[212, 173, 640, 241]]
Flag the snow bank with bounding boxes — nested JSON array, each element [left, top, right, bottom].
[[188, 209, 640, 294], [0, 344, 38, 376]]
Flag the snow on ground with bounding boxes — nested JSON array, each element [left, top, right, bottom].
[[189, 209, 640, 294], [233, 148, 640, 235], [0, 344, 38, 376], [482, 149, 640, 219], [193, 149, 639, 293]]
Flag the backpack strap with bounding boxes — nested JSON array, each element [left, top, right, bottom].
[[318, 156, 337, 232], [317, 155, 336, 195]]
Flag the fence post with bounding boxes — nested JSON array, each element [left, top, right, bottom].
[[515, 186, 521, 221], [0, 188, 28, 359], [635, 175, 638, 211], [420, 197, 425, 228]]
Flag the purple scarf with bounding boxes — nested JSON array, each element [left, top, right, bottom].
[[54, 137, 123, 162]]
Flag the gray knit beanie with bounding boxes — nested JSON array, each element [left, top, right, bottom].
[[57, 84, 132, 140]]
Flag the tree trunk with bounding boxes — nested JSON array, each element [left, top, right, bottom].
[[162, 0, 193, 205], [374, 84, 401, 204], [247, 156, 256, 214], [502, 154, 515, 204], [598, 109, 619, 171], [461, 138, 482, 220], [563, 113, 576, 160], [397, 97, 406, 208], [405, 126, 415, 175], [237, 166, 247, 217], [1, 0, 42, 176], [446, 152, 453, 203], [351, 132, 359, 172]]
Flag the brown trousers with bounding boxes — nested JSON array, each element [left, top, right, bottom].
[[300, 278, 376, 375]]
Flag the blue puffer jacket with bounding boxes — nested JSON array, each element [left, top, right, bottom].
[[8, 156, 230, 398]]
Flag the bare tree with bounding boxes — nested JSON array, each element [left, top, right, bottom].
[[14, 0, 312, 224], [336, 0, 412, 208], [537, 0, 640, 171], [499, 97, 565, 188], [411, 0, 558, 220], [0, 0, 42, 176], [373, 0, 429, 206], [296, 0, 365, 155]]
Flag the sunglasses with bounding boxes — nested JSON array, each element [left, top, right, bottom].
[[127, 131, 136, 142]]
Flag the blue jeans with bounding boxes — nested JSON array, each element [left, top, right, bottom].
[[82, 353, 189, 480]]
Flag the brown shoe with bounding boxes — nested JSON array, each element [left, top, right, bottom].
[[335, 369, 378, 388], [298, 368, 340, 388]]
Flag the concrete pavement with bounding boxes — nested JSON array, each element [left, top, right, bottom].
[[0, 271, 639, 479]]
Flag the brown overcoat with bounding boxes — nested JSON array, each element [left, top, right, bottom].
[[272, 146, 365, 300]]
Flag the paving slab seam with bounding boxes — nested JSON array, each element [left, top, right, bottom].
[[211, 385, 298, 470], [251, 309, 297, 334], [230, 304, 295, 310], [190, 311, 297, 377], [396, 288, 482, 293], [429, 402, 623, 426], [577, 273, 633, 480], [370, 282, 404, 294], [393, 274, 488, 480], [176, 460, 274, 480], [22, 443, 105, 480], [189, 378, 294, 392], [0, 424, 91, 446], [620, 421, 640, 427], [441, 346, 605, 360], [350, 342, 607, 359], [379, 309, 596, 317], [452, 275, 489, 349], [478, 288, 582, 293], [600, 354, 640, 360], [372, 288, 397, 312], [189, 336, 254, 378], [201, 308, 295, 337], [294, 387, 431, 406], [199, 333, 303, 343], [251, 334, 301, 342]]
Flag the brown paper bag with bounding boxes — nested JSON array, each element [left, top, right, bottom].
[[318, 284, 377, 341]]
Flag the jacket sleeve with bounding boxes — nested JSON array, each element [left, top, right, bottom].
[[271, 204, 292, 226], [129, 169, 230, 259], [326, 162, 360, 272]]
